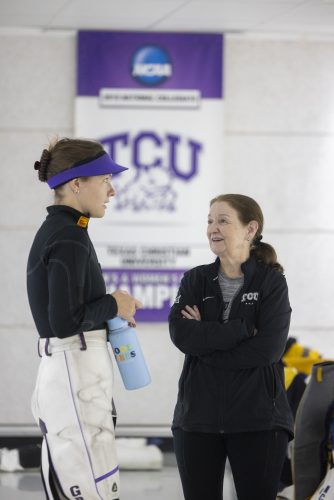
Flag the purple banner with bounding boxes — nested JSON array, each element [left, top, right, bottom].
[[103, 268, 186, 322], [77, 31, 223, 98]]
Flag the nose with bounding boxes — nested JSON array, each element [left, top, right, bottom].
[[209, 221, 219, 232], [108, 181, 116, 197]]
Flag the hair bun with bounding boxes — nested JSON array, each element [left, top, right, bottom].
[[40, 149, 51, 168], [35, 149, 51, 182]]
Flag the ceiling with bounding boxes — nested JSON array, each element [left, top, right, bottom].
[[0, 0, 334, 37]]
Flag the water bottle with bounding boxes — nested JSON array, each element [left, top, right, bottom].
[[107, 316, 151, 390]]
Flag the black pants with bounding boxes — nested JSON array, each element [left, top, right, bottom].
[[173, 428, 288, 500]]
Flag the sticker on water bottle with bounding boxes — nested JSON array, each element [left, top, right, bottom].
[[113, 344, 136, 361]]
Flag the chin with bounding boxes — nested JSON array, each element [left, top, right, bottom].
[[210, 244, 221, 253], [90, 210, 105, 218], [210, 245, 226, 258], [209, 247, 219, 257]]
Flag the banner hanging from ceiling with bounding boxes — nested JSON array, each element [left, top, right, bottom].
[[76, 31, 224, 322]]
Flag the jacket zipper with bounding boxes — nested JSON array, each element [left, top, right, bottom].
[[211, 277, 226, 431], [215, 277, 247, 431]]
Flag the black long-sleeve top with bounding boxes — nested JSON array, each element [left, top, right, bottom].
[[27, 205, 117, 338]]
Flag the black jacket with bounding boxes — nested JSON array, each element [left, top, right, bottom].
[[169, 257, 294, 438], [27, 205, 117, 338]]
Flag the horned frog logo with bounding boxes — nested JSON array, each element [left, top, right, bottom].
[[113, 166, 177, 211]]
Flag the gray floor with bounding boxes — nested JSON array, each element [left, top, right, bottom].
[[0, 454, 238, 500]]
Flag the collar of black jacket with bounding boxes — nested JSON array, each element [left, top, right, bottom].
[[46, 205, 90, 229], [208, 256, 257, 285]]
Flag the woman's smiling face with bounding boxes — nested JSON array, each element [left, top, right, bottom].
[[207, 201, 251, 259]]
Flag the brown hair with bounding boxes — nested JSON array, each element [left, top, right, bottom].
[[34, 137, 105, 183], [210, 194, 284, 273]]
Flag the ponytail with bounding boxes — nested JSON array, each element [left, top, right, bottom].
[[251, 241, 284, 274]]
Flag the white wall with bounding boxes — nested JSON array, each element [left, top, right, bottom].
[[224, 36, 334, 357], [0, 30, 76, 428], [1, 30, 333, 433]]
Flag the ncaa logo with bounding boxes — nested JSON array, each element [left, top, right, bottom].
[[131, 45, 172, 86]]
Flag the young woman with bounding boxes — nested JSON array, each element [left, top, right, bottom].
[[169, 194, 294, 500], [27, 137, 141, 499]]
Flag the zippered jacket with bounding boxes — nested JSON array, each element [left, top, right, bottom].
[[169, 256, 294, 437], [27, 205, 117, 338]]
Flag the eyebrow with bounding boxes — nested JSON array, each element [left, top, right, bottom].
[[208, 213, 231, 218]]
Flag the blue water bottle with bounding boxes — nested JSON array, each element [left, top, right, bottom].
[[107, 317, 151, 390]]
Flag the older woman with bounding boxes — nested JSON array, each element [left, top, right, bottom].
[[169, 194, 294, 500]]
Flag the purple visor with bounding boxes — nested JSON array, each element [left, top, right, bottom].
[[47, 152, 128, 189]]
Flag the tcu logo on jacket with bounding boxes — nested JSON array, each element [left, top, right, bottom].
[[241, 292, 259, 304]]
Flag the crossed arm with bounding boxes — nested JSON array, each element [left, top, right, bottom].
[[169, 272, 291, 369]]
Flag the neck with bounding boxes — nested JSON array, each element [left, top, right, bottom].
[[56, 197, 83, 214], [219, 252, 249, 278]]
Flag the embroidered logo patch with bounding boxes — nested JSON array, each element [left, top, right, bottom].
[[202, 296, 215, 302], [174, 294, 181, 304], [241, 292, 259, 304], [76, 216, 89, 228]]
